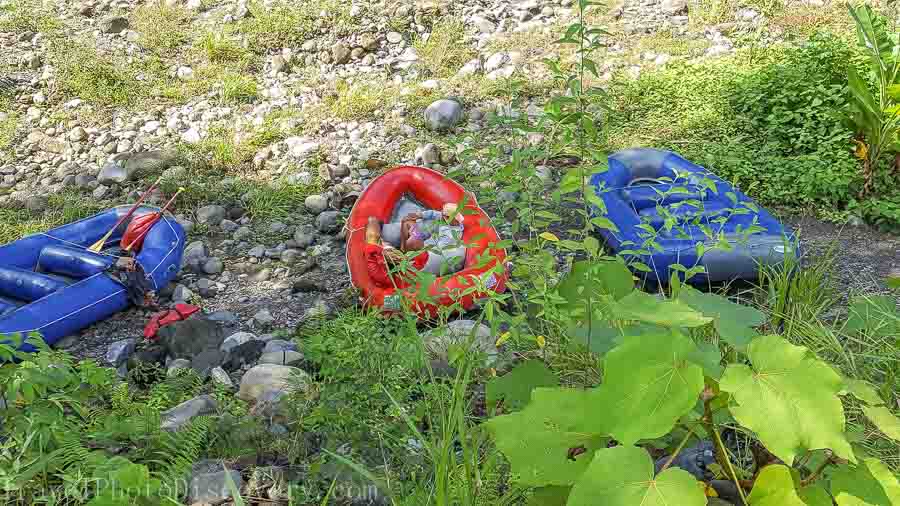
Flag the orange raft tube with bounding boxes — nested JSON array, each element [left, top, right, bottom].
[[346, 165, 508, 317]]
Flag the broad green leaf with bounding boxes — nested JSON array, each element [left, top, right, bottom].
[[800, 484, 835, 506], [569, 322, 623, 356], [861, 406, 900, 441], [527, 486, 571, 506], [719, 335, 854, 465], [567, 446, 706, 506], [679, 287, 764, 347], [686, 341, 724, 380], [557, 260, 634, 319], [747, 465, 806, 506], [841, 379, 885, 406], [598, 329, 705, 445], [485, 387, 608, 486], [845, 295, 899, 337], [831, 458, 900, 506], [486, 360, 560, 412], [590, 216, 620, 232], [612, 291, 712, 328]]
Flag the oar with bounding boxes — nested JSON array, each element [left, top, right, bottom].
[[88, 177, 163, 253], [123, 187, 184, 252]]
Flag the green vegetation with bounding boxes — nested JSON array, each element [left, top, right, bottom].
[[238, 0, 352, 53], [0, 192, 104, 243], [414, 18, 477, 78], [130, 2, 194, 55], [0, 0, 61, 34], [0, 99, 16, 162], [196, 29, 252, 66], [50, 41, 147, 108]]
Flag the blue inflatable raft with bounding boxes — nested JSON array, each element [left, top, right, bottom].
[[590, 148, 798, 284], [0, 206, 185, 352]]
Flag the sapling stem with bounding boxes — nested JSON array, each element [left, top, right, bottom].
[[704, 397, 749, 505], [659, 429, 693, 473]]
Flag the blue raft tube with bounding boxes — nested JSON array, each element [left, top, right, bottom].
[[589, 148, 799, 285], [0, 205, 185, 353]]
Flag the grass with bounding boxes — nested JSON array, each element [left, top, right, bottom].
[[50, 41, 147, 108], [0, 192, 104, 243], [0, 0, 61, 34], [196, 29, 252, 66], [326, 80, 389, 121], [0, 98, 17, 162], [130, 1, 194, 55], [239, 0, 353, 53], [219, 72, 259, 104], [414, 18, 477, 78], [179, 110, 295, 171]]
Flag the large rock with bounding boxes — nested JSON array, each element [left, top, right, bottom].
[[238, 364, 309, 403], [305, 194, 329, 214], [105, 338, 136, 367], [221, 340, 265, 372], [316, 211, 340, 232], [100, 16, 129, 33], [157, 318, 225, 359], [196, 205, 226, 226], [422, 320, 498, 365], [424, 99, 464, 131], [160, 394, 217, 431], [331, 42, 352, 64], [220, 331, 258, 353], [258, 351, 304, 366], [188, 460, 242, 503], [97, 150, 175, 183]]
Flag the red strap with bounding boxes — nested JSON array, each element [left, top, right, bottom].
[[144, 304, 201, 340]]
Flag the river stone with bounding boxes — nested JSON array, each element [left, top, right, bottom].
[[105, 338, 136, 367], [316, 211, 340, 232], [160, 394, 217, 431], [98, 150, 175, 183], [188, 463, 242, 503], [424, 99, 464, 131], [221, 331, 258, 352], [238, 364, 309, 403], [422, 320, 497, 365], [305, 194, 329, 213], [196, 205, 226, 226], [100, 16, 129, 33], [157, 318, 225, 359], [263, 339, 297, 353], [258, 350, 304, 366]]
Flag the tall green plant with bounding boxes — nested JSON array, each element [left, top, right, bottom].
[[846, 3, 900, 196]]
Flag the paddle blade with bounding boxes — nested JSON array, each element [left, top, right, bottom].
[[88, 232, 114, 253], [121, 213, 160, 252]]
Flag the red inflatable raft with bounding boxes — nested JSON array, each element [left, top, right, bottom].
[[346, 165, 508, 317]]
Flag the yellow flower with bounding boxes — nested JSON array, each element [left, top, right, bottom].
[[854, 140, 869, 160], [536, 335, 546, 349]]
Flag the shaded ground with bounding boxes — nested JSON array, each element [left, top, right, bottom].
[[784, 214, 900, 298]]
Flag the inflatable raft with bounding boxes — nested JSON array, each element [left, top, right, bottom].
[[590, 148, 798, 284], [0, 206, 186, 352], [346, 166, 508, 317]]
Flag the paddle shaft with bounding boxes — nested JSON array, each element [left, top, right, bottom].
[[124, 188, 183, 252], [89, 177, 163, 252]]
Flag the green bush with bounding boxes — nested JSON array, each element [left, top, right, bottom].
[[610, 34, 867, 210]]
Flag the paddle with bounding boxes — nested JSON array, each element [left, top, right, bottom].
[[88, 177, 163, 253], [122, 187, 184, 252]]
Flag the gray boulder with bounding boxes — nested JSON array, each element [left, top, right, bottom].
[[422, 320, 498, 365], [220, 331, 257, 353], [100, 16, 129, 33], [105, 338, 136, 367], [316, 211, 340, 232], [424, 99, 464, 131], [188, 461, 242, 503], [97, 150, 175, 183], [305, 194, 329, 214], [263, 339, 298, 353], [160, 394, 217, 431], [157, 318, 226, 359], [238, 364, 309, 403], [196, 205, 226, 226], [258, 351, 304, 366]]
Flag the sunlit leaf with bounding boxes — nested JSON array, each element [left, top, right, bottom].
[[567, 446, 706, 506], [841, 379, 885, 406], [540, 232, 560, 242], [612, 291, 712, 328], [527, 486, 570, 506], [485, 387, 609, 486], [831, 458, 900, 505], [861, 406, 900, 441], [686, 341, 724, 380], [597, 329, 704, 445], [720, 335, 854, 465], [679, 286, 764, 347], [746, 465, 806, 506]]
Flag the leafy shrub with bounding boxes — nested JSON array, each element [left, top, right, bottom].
[[611, 34, 867, 210], [0, 0, 60, 34]]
